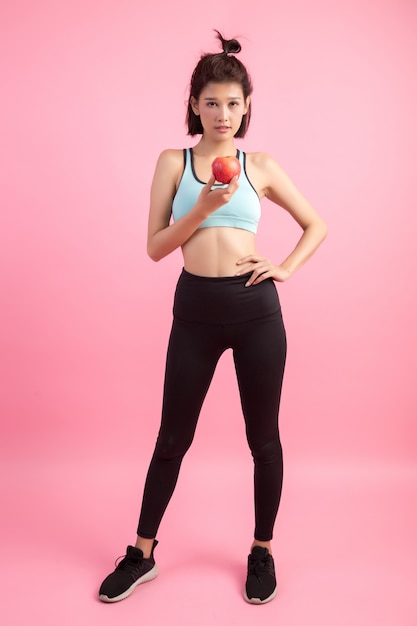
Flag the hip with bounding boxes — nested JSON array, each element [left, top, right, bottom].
[[173, 268, 282, 325]]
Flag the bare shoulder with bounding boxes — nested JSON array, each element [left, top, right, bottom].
[[152, 148, 185, 190], [246, 150, 282, 172], [245, 151, 285, 198], [246, 150, 311, 207], [155, 147, 184, 169]]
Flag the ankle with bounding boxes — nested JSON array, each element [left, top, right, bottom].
[[135, 536, 155, 559], [251, 540, 272, 555]]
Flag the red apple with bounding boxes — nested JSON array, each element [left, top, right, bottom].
[[211, 156, 241, 184]]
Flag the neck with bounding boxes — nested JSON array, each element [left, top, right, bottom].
[[193, 135, 237, 158]]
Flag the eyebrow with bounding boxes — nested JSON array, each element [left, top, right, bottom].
[[203, 96, 242, 101]]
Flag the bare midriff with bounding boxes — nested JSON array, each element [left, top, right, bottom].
[[181, 226, 257, 277]]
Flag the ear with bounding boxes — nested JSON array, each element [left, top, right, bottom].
[[243, 96, 251, 115], [190, 96, 200, 116]]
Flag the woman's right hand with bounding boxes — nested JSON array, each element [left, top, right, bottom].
[[147, 154, 240, 262], [195, 174, 239, 217]]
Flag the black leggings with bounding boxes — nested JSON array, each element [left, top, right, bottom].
[[137, 269, 287, 542]]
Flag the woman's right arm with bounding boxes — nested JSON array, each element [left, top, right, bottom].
[[147, 150, 239, 262]]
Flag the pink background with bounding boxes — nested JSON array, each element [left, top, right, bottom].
[[1, 1, 416, 625]]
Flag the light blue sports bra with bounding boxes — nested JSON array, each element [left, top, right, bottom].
[[171, 148, 261, 234]]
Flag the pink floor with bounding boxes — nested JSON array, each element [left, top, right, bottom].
[[3, 454, 416, 626]]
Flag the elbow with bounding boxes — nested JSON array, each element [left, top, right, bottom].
[[319, 222, 328, 242], [315, 217, 328, 243], [147, 247, 162, 262], [147, 237, 160, 262], [321, 220, 329, 241], [306, 218, 328, 243], [147, 240, 168, 262]]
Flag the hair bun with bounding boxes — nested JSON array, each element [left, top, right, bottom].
[[214, 29, 241, 55]]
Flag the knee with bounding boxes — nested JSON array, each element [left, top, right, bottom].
[[154, 433, 193, 462], [249, 436, 282, 464]]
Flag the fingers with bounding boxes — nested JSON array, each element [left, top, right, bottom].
[[244, 263, 272, 287], [208, 174, 239, 191], [236, 255, 268, 275], [236, 255, 290, 285], [203, 174, 239, 201], [237, 254, 262, 265], [227, 175, 239, 192], [204, 174, 216, 192], [235, 256, 275, 286]]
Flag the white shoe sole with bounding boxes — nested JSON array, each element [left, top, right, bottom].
[[99, 564, 159, 603], [244, 585, 277, 604]]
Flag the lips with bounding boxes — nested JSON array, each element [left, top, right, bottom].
[[215, 126, 231, 133]]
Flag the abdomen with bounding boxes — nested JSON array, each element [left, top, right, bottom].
[[182, 227, 257, 277]]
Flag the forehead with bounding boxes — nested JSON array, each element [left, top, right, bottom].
[[199, 81, 245, 99]]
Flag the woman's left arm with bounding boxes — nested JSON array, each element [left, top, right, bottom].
[[237, 153, 328, 286]]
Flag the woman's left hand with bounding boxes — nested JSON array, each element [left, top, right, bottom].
[[236, 255, 291, 286]]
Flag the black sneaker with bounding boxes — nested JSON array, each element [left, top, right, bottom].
[[244, 546, 277, 604], [99, 540, 159, 603]]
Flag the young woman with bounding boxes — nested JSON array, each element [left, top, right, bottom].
[[99, 31, 327, 605]]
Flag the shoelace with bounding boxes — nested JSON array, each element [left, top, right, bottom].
[[248, 554, 271, 581], [115, 552, 143, 571]]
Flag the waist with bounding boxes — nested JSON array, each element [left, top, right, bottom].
[[181, 226, 257, 277], [173, 268, 281, 325]]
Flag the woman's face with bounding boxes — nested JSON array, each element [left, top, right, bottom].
[[191, 82, 250, 140]]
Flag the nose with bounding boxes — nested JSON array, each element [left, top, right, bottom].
[[217, 105, 229, 122]]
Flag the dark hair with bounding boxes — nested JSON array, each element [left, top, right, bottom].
[[186, 30, 253, 138]]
